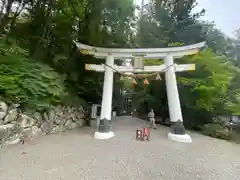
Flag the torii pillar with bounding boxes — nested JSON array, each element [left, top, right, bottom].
[[164, 55, 190, 142], [95, 54, 115, 139], [75, 41, 206, 143]]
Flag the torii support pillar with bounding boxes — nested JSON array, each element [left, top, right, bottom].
[[164, 55, 192, 143], [94, 55, 115, 139]]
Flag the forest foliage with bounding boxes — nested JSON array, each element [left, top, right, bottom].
[[0, 0, 240, 132]]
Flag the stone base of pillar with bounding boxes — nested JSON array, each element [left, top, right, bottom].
[[170, 120, 186, 135], [98, 118, 111, 132], [94, 131, 115, 139], [168, 120, 192, 143], [168, 133, 192, 143], [94, 118, 114, 139]]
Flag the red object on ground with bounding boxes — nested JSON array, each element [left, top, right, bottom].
[[136, 129, 143, 140], [143, 127, 150, 141]]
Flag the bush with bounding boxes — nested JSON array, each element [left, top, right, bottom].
[[201, 123, 232, 140], [0, 42, 66, 111], [201, 123, 240, 143]]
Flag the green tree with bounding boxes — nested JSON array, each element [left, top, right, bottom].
[[1, 0, 137, 110]]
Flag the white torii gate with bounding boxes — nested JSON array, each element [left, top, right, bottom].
[[75, 42, 206, 143]]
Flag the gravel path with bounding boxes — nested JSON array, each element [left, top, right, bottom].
[[1, 116, 240, 180]]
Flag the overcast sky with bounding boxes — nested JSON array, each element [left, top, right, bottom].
[[134, 0, 240, 37]]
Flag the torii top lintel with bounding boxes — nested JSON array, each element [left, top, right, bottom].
[[75, 41, 206, 59]]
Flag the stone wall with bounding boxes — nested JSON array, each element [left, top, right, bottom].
[[0, 101, 85, 146]]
